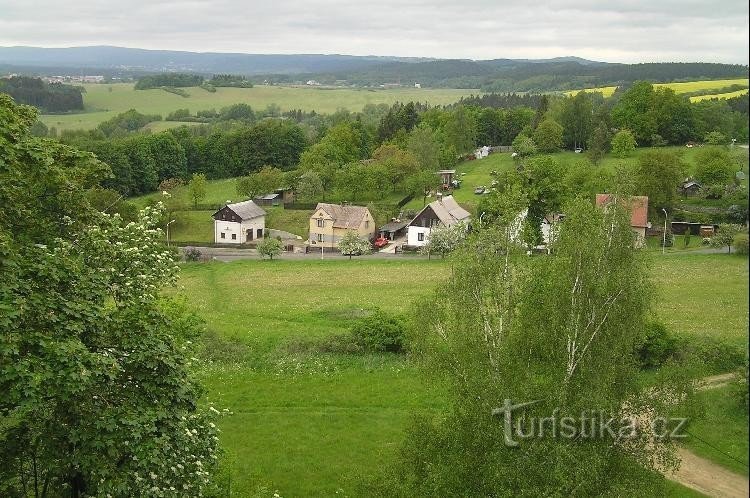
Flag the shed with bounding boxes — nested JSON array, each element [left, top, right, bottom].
[[378, 220, 408, 240]]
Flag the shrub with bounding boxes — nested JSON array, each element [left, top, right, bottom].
[[702, 237, 711, 245], [735, 233, 749, 255], [675, 336, 747, 374], [683, 231, 692, 248], [637, 321, 679, 368], [184, 246, 202, 262], [350, 309, 407, 353], [736, 355, 749, 412]]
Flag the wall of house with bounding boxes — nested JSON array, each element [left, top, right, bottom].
[[407, 226, 430, 246], [214, 216, 265, 244], [308, 209, 375, 249]]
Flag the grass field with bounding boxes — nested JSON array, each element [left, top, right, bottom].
[[39, 83, 479, 131], [567, 78, 749, 99], [177, 252, 748, 495], [685, 384, 749, 476]]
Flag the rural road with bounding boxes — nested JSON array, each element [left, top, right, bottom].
[[665, 373, 748, 498]]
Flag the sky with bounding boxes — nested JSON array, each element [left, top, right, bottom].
[[0, 0, 748, 64]]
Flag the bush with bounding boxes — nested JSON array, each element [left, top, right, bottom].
[[702, 237, 711, 245], [637, 321, 679, 368], [734, 233, 749, 255], [350, 309, 407, 353], [675, 336, 747, 374], [736, 355, 749, 412], [184, 246, 202, 262]]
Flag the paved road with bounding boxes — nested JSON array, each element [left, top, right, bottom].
[[180, 245, 430, 262]]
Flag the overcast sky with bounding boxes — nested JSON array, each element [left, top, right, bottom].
[[0, 0, 748, 64]]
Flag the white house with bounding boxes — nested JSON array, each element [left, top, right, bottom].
[[212, 200, 266, 244], [407, 195, 471, 247]]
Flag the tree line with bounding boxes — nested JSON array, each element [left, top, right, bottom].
[[0, 76, 84, 112]]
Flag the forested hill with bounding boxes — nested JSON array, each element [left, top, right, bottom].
[[0, 76, 83, 112], [295, 60, 749, 91]]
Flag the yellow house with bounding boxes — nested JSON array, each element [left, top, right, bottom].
[[308, 203, 376, 249]]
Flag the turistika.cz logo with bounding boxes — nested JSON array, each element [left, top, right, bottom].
[[492, 399, 688, 447]]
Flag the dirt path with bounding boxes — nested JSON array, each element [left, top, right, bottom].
[[668, 447, 748, 498], [664, 373, 748, 497]]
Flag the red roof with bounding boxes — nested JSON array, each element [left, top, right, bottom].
[[595, 194, 649, 228]]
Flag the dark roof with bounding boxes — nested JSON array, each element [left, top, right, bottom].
[[315, 203, 371, 229], [214, 200, 266, 221], [379, 220, 408, 233]]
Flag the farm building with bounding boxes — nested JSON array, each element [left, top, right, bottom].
[[213, 200, 266, 244], [253, 187, 295, 206], [680, 180, 702, 197], [407, 194, 471, 247], [378, 220, 409, 240], [308, 203, 376, 249], [595, 194, 649, 246], [671, 221, 719, 235]]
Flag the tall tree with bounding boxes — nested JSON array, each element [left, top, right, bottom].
[[0, 95, 222, 496], [634, 150, 684, 211], [371, 198, 689, 496]]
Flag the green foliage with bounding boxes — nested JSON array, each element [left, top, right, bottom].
[[704, 130, 728, 145], [188, 172, 208, 208], [160, 86, 191, 97], [257, 237, 283, 260], [735, 233, 749, 255], [166, 108, 191, 120], [710, 223, 745, 253], [337, 231, 372, 259], [0, 75, 84, 112], [374, 198, 686, 496], [532, 118, 564, 152], [96, 108, 162, 136], [236, 166, 285, 199], [349, 309, 407, 353], [134, 73, 204, 89], [511, 133, 537, 157], [694, 146, 736, 186], [0, 95, 222, 495], [420, 221, 467, 258], [295, 170, 324, 202], [209, 74, 253, 88], [443, 105, 477, 153], [637, 321, 679, 368], [611, 129, 637, 157], [634, 149, 684, 211]]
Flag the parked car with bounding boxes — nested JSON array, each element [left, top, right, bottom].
[[574, 147, 583, 153], [474, 186, 485, 195], [374, 236, 389, 248]]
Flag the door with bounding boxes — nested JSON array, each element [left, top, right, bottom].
[[247, 229, 253, 241], [257, 228, 263, 239]]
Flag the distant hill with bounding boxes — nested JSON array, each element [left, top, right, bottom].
[[0, 45, 431, 75], [0, 46, 746, 93]]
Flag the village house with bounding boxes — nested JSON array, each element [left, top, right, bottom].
[[212, 200, 266, 244], [407, 194, 471, 247], [595, 194, 649, 246], [308, 203, 376, 249]]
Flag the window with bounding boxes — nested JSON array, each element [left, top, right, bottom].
[[220, 233, 226, 239], [231, 233, 237, 240], [317, 218, 324, 228], [417, 232, 424, 242], [365, 220, 369, 228], [317, 233, 324, 242]]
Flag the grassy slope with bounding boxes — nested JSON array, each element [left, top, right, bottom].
[[690, 88, 749, 102], [684, 384, 749, 476], [177, 253, 748, 495], [40, 83, 478, 131]]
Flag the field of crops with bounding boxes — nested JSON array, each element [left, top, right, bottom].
[[567, 78, 749, 99], [39, 83, 478, 131], [690, 88, 749, 102]]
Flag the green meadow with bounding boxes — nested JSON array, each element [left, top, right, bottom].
[[39, 83, 478, 131], [178, 253, 748, 496]]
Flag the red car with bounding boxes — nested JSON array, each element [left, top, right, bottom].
[[374, 236, 389, 248]]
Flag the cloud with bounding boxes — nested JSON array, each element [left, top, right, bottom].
[[0, 0, 747, 63]]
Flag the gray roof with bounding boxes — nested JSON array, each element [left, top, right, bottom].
[[255, 193, 281, 200], [223, 200, 266, 220], [379, 220, 408, 233], [413, 195, 471, 227], [315, 203, 371, 229]]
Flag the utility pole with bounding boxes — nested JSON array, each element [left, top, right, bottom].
[[662, 209, 668, 254]]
